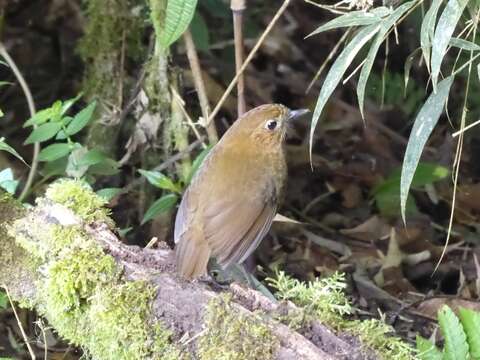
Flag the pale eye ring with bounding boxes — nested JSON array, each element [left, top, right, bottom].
[[265, 119, 278, 131]]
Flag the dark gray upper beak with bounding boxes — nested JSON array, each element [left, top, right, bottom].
[[288, 108, 310, 121]]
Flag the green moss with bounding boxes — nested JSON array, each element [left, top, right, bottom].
[[10, 182, 180, 359], [45, 179, 112, 224], [199, 295, 278, 360], [78, 0, 145, 101], [268, 271, 416, 360]]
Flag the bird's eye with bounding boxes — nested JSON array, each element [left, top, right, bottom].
[[265, 119, 278, 131]]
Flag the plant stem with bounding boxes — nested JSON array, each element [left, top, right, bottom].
[[0, 43, 38, 202], [183, 29, 218, 143], [231, 0, 247, 117]]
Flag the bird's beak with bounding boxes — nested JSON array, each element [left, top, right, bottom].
[[288, 108, 310, 121]]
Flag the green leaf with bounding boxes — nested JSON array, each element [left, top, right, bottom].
[[306, 8, 387, 37], [24, 122, 63, 144], [416, 335, 442, 360], [66, 146, 89, 178], [420, 0, 443, 72], [400, 76, 453, 222], [0, 290, 8, 309], [97, 187, 123, 201], [77, 149, 107, 167], [404, 48, 422, 96], [138, 169, 182, 193], [160, 0, 198, 49], [310, 23, 381, 157], [357, 0, 416, 118], [374, 163, 448, 218], [459, 308, 480, 359], [190, 12, 210, 52], [38, 143, 72, 162], [61, 93, 83, 115], [62, 101, 96, 137], [449, 37, 480, 51], [431, 0, 469, 90], [24, 107, 55, 127], [88, 158, 119, 176], [0, 168, 19, 195], [0, 137, 27, 165], [438, 305, 469, 360], [141, 194, 178, 224], [185, 145, 212, 185]]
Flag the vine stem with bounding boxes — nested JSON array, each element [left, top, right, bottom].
[[0, 43, 38, 202]]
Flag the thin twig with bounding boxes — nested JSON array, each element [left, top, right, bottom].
[[207, 0, 292, 125], [2, 286, 36, 359], [0, 43, 38, 202], [306, 29, 351, 93], [231, 0, 247, 116], [183, 30, 218, 142], [170, 86, 207, 147]]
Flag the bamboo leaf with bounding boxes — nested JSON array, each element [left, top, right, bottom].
[[160, 0, 198, 49], [306, 8, 387, 37], [404, 47, 422, 96], [449, 37, 480, 51], [400, 76, 453, 222], [431, 0, 469, 90], [357, 0, 416, 118], [310, 23, 381, 157], [420, 0, 443, 72], [439, 305, 469, 360]]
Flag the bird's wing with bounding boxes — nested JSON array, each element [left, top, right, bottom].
[[203, 193, 277, 268], [174, 188, 211, 278]]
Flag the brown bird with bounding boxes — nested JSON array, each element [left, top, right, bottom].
[[174, 104, 308, 278]]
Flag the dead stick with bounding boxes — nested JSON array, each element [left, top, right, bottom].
[[231, 0, 247, 117]]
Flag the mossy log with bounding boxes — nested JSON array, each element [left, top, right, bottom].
[[0, 181, 372, 359]]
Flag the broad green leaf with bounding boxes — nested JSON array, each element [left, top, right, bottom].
[[0, 168, 19, 195], [185, 145, 212, 185], [374, 163, 448, 218], [141, 194, 178, 224], [416, 335, 442, 360], [66, 146, 89, 178], [200, 0, 230, 18], [41, 156, 68, 179], [449, 37, 480, 51], [77, 149, 107, 167], [159, 0, 198, 49], [24, 122, 63, 144], [310, 23, 381, 157], [306, 9, 386, 37], [0, 137, 27, 165], [38, 143, 72, 162], [438, 305, 468, 360], [24, 107, 54, 127], [400, 76, 453, 222], [97, 187, 122, 201], [459, 308, 480, 360], [63, 101, 96, 137], [138, 169, 182, 193], [357, 0, 416, 118], [190, 13, 210, 52], [88, 158, 119, 176], [420, 0, 443, 72], [431, 0, 469, 90], [61, 93, 83, 115]]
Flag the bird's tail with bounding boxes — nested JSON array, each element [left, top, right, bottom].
[[175, 236, 211, 279]]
